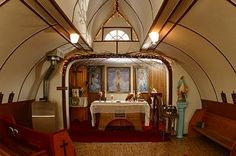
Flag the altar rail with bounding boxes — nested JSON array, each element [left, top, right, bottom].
[[0, 117, 76, 156]]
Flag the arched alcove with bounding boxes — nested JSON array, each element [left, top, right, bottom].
[[62, 54, 172, 128]]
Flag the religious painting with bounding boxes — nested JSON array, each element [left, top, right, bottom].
[[88, 66, 102, 93], [136, 67, 149, 93], [177, 76, 188, 102], [107, 67, 130, 93]]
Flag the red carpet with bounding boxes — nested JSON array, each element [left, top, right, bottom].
[[69, 120, 169, 142]]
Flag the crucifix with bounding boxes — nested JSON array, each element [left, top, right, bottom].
[[60, 139, 68, 156]]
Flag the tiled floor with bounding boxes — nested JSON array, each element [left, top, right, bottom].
[[74, 136, 230, 156]]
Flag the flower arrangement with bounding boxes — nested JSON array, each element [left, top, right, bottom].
[[150, 88, 158, 98], [136, 92, 141, 99], [151, 88, 157, 93], [98, 91, 103, 99], [125, 93, 134, 101]]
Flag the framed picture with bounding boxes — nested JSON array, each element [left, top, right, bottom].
[[88, 66, 102, 93], [107, 67, 130, 93], [136, 67, 149, 92]]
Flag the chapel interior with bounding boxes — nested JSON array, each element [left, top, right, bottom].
[[0, 0, 236, 156]]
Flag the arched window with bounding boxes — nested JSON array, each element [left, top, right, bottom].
[[104, 30, 129, 41]]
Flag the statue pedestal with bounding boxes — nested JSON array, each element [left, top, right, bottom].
[[176, 101, 187, 138]]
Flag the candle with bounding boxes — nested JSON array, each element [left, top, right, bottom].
[[111, 94, 114, 102]]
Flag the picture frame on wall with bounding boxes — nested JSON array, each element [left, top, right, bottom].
[[88, 66, 102, 93], [136, 67, 149, 93], [107, 67, 130, 93]]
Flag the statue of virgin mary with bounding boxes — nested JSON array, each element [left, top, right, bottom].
[[177, 76, 188, 101]]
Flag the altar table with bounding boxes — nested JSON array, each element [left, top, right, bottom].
[[90, 101, 150, 129]]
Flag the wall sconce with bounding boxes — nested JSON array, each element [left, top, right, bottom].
[[70, 33, 80, 43], [149, 32, 159, 43]]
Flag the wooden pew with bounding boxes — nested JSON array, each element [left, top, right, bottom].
[[189, 100, 236, 156], [0, 100, 34, 128], [0, 117, 76, 156]]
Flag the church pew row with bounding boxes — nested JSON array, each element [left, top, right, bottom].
[[0, 100, 34, 128], [188, 100, 236, 156], [0, 117, 76, 156]]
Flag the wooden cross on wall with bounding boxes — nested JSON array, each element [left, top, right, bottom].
[[60, 139, 68, 156]]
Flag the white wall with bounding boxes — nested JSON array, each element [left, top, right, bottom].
[[48, 64, 64, 130], [34, 61, 64, 130], [172, 62, 202, 133], [47, 63, 64, 130]]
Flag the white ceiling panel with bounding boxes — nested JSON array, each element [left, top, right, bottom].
[[180, 0, 236, 71], [0, 0, 47, 67]]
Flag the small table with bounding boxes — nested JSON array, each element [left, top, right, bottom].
[[162, 113, 178, 135]]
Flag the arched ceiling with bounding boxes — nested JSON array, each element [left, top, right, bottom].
[[0, 0, 235, 102]]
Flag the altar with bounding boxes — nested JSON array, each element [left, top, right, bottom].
[[90, 100, 150, 130]]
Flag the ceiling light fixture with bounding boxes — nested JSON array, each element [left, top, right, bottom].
[[70, 33, 80, 43], [149, 32, 159, 43]]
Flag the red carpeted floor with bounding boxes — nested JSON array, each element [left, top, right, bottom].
[[69, 120, 169, 142]]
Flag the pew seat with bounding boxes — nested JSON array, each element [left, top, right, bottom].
[[189, 109, 236, 156]]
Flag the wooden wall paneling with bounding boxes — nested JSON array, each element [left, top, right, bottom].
[[77, 66, 88, 96], [149, 65, 167, 104], [69, 65, 88, 95]]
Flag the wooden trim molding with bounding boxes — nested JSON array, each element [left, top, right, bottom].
[[227, 0, 236, 7], [0, 0, 8, 6], [154, 0, 197, 49]]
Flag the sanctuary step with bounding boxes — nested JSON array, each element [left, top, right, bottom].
[[98, 113, 142, 130], [105, 119, 135, 130]]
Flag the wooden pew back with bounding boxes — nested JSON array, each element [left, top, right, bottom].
[[0, 100, 34, 127], [203, 111, 236, 140], [0, 117, 52, 155], [0, 117, 76, 156]]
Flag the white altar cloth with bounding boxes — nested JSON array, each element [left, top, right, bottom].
[[90, 100, 150, 127]]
